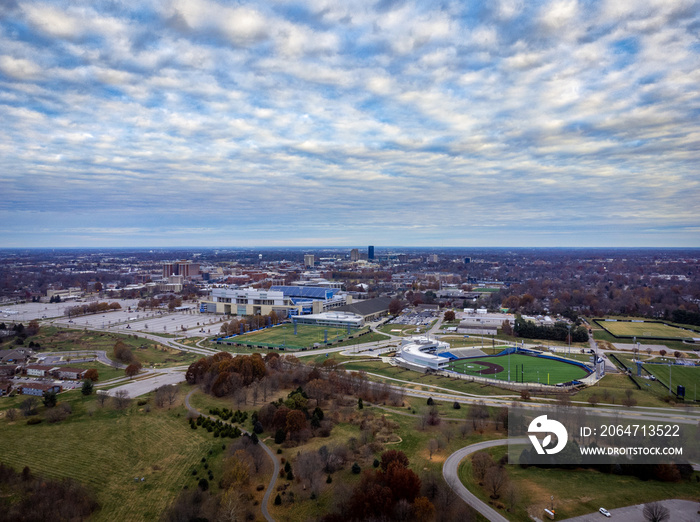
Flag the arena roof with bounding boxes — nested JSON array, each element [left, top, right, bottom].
[[269, 286, 336, 300]]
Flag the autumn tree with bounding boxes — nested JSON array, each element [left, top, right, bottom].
[[388, 299, 405, 316], [125, 363, 141, 379], [84, 368, 99, 382], [443, 310, 456, 322]]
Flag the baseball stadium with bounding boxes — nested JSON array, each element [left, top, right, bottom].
[[396, 336, 594, 386]]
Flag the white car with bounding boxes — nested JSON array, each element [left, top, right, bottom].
[[599, 507, 611, 517]]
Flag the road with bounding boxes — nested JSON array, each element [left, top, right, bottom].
[[443, 438, 700, 522], [443, 438, 526, 522], [185, 389, 279, 522]]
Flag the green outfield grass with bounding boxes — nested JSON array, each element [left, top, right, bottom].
[[643, 363, 700, 398], [596, 319, 698, 339], [447, 354, 590, 384], [222, 323, 366, 349]]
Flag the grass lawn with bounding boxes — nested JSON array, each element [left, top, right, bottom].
[[596, 319, 697, 340], [61, 361, 125, 382], [25, 326, 198, 368], [222, 323, 367, 349], [0, 390, 223, 521], [571, 374, 670, 407], [448, 354, 590, 385], [459, 445, 700, 521], [643, 364, 700, 399]]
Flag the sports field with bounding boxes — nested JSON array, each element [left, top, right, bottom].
[[447, 354, 590, 384], [643, 364, 700, 398], [597, 320, 696, 339], [224, 323, 365, 349]]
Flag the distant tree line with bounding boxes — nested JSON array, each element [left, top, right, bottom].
[[672, 309, 700, 327], [514, 317, 588, 343], [219, 311, 281, 336], [65, 301, 121, 317]]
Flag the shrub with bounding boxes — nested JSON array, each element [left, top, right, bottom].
[[351, 462, 361, 474], [198, 478, 209, 491], [453, 401, 461, 409], [274, 494, 281, 506]]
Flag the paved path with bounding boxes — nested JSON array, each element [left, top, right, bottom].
[[443, 438, 526, 522], [185, 389, 279, 522]]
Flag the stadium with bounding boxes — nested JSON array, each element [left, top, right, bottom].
[[395, 336, 595, 386]]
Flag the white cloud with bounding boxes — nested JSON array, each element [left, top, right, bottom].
[[0, 56, 42, 80]]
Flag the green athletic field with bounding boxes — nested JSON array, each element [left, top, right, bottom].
[[447, 354, 590, 384], [224, 323, 366, 349], [596, 320, 696, 339], [642, 364, 700, 398]]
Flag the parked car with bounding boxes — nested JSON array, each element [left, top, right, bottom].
[[599, 507, 611, 517]]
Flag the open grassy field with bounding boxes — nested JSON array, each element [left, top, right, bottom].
[[23, 326, 198, 368], [458, 445, 700, 521], [447, 354, 590, 384], [596, 319, 698, 339], [0, 389, 222, 521], [643, 363, 700, 399], [222, 323, 366, 349]]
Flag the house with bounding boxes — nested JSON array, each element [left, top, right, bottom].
[[25, 364, 56, 377], [0, 381, 12, 396], [18, 383, 61, 396], [55, 367, 87, 380], [0, 348, 33, 364], [0, 365, 19, 377]]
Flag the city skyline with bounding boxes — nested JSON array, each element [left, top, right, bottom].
[[1, 1, 699, 248]]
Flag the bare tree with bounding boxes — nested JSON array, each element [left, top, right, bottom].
[[96, 391, 109, 407], [484, 465, 508, 499], [505, 483, 520, 512], [20, 397, 38, 417], [459, 419, 472, 439], [5, 408, 17, 422], [643, 502, 670, 522], [471, 452, 493, 484], [112, 390, 130, 410], [428, 439, 439, 460], [295, 452, 323, 497]]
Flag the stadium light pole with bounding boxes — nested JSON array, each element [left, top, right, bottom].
[[567, 324, 571, 356]]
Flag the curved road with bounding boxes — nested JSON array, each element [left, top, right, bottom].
[[442, 438, 526, 522], [185, 389, 279, 522]]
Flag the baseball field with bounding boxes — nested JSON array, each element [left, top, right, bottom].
[[448, 353, 590, 384]]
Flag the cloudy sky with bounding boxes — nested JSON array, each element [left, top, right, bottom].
[[1, 0, 699, 248]]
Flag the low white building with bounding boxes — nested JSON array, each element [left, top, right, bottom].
[[292, 311, 364, 328], [396, 336, 452, 370]]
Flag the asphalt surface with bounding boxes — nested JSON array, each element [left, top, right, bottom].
[[185, 389, 279, 522], [443, 438, 526, 522], [560, 499, 700, 521]]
